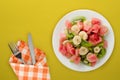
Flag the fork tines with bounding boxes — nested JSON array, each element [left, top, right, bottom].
[[8, 42, 22, 59]]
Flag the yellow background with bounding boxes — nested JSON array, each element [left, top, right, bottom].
[[0, 0, 120, 80]]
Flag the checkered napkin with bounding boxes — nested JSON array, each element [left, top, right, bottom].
[[9, 40, 50, 80]]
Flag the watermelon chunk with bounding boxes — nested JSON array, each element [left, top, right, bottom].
[[70, 55, 81, 64], [59, 44, 67, 55], [77, 21, 83, 30], [88, 33, 102, 45], [65, 52, 72, 58], [83, 25, 91, 32], [59, 44, 72, 58], [103, 40, 108, 48], [59, 33, 67, 44], [66, 42, 75, 55], [86, 53, 98, 62], [65, 20, 72, 29], [91, 18, 101, 25], [75, 49, 79, 56], [91, 61, 97, 66], [91, 24, 101, 33], [99, 25, 108, 36]]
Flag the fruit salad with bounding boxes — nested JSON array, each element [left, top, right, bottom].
[[59, 16, 108, 66]]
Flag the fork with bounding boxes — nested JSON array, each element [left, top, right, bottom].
[[8, 42, 25, 64]]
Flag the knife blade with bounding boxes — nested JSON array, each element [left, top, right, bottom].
[[28, 33, 36, 65]]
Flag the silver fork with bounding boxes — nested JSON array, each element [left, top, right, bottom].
[[8, 42, 25, 64]]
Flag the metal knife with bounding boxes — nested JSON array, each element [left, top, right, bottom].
[[28, 33, 36, 65]]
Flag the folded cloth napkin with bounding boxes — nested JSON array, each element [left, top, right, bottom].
[[9, 40, 50, 80]]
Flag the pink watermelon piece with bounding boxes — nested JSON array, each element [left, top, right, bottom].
[[89, 33, 102, 45], [87, 27, 92, 34], [69, 48, 75, 55], [59, 44, 72, 58], [59, 33, 67, 44], [87, 53, 98, 62], [75, 49, 79, 56], [65, 52, 72, 58], [91, 24, 101, 33], [83, 25, 91, 32], [65, 20, 72, 29], [77, 21, 83, 30], [70, 55, 81, 64], [66, 43, 75, 55], [103, 40, 108, 48], [59, 44, 67, 56], [91, 61, 97, 66], [99, 25, 108, 36], [91, 18, 101, 25], [66, 42, 73, 49]]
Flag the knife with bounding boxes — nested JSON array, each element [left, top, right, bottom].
[[28, 33, 36, 65]]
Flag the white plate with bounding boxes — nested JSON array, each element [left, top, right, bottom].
[[52, 9, 114, 72]]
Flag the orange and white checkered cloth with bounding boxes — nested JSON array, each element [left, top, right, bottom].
[[9, 40, 50, 80]]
